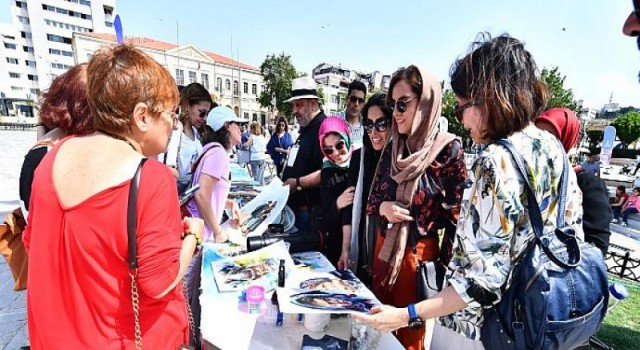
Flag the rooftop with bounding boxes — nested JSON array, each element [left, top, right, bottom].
[[76, 32, 259, 72]]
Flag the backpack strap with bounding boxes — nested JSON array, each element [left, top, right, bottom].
[[495, 140, 579, 269]]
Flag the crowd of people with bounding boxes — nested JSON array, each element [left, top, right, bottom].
[[11, 4, 640, 349]]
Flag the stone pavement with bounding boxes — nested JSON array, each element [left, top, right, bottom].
[[0, 260, 28, 350]]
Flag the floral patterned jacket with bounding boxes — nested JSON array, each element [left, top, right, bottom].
[[440, 125, 584, 340]]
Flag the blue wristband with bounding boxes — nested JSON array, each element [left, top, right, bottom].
[[408, 303, 418, 319]]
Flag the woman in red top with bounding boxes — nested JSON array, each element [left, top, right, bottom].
[[23, 45, 203, 349]]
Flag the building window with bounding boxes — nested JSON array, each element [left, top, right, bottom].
[[17, 16, 30, 24], [30, 88, 40, 95], [4, 42, 17, 49], [233, 80, 239, 95], [25, 60, 36, 68], [9, 72, 21, 79], [16, 1, 27, 9], [243, 82, 249, 94], [20, 31, 32, 39], [216, 77, 222, 91], [252, 84, 257, 95], [225, 79, 230, 91], [11, 86, 23, 92], [6, 57, 18, 64], [105, 21, 113, 28], [188, 71, 197, 84], [201, 73, 209, 90], [27, 74, 38, 81], [50, 62, 70, 69], [23, 45, 33, 52], [47, 34, 72, 44], [175, 69, 184, 86], [244, 112, 249, 119]]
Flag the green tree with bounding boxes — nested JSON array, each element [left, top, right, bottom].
[[441, 87, 470, 147], [317, 86, 325, 110], [611, 111, 640, 148], [541, 67, 580, 111], [258, 53, 298, 119], [586, 129, 604, 151]]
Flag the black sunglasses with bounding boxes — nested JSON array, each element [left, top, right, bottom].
[[453, 99, 481, 121], [363, 117, 392, 133], [388, 96, 417, 113], [349, 96, 365, 105], [323, 139, 347, 155]]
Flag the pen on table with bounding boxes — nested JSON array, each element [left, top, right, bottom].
[[275, 259, 285, 326]]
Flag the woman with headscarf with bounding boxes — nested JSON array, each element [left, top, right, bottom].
[[536, 107, 612, 256], [317, 116, 354, 269], [354, 34, 585, 350], [364, 66, 467, 350], [341, 93, 393, 285]]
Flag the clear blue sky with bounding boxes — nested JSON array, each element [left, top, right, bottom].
[[1, 0, 638, 108]]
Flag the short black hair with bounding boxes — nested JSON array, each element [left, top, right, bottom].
[[348, 80, 367, 97]]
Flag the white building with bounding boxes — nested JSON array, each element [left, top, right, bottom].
[[311, 62, 390, 116], [72, 32, 268, 126], [0, 0, 116, 118]]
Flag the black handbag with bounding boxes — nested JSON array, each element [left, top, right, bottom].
[[480, 140, 608, 350]]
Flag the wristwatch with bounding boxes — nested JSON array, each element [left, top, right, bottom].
[[407, 304, 424, 331], [296, 178, 303, 192]]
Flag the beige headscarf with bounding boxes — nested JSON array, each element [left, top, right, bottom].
[[376, 66, 456, 289]]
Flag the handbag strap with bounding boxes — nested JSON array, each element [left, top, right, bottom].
[[127, 158, 147, 350], [496, 140, 580, 269], [128, 159, 148, 270]]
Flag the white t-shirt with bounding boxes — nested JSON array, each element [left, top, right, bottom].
[[250, 134, 267, 161]]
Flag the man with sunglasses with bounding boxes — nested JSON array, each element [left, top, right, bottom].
[[334, 81, 367, 150], [282, 77, 327, 233]]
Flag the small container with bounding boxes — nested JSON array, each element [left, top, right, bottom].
[[303, 313, 331, 333], [246, 285, 265, 315], [349, 317, 381, 349]]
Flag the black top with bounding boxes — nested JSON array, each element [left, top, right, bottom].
[[577, 171, 612, 255], [318, 165, 351, 266], [19, 146, 49, 210], [282, 112, 327, 209]]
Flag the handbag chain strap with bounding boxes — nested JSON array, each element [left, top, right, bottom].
[[127, 159, 196, 349], [127, 158, 148, 350]]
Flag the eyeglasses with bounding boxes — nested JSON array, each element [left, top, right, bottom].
[[349, 96, 365, 105], [388, 96, 417, 113], [363, 117, 392, 133], [164, 110, 179, 129], [323, 139, 347, 155], [199, 110, 208, 119], [453, 100, 479, 121]]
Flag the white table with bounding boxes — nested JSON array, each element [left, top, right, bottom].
[[199, 245, 404, 349]]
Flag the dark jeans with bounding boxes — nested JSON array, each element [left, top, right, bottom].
[[612, 206, 622, 220], [184, 251, 202, 348], [623, 207, 639, 224], [294, 209, 317, 234]]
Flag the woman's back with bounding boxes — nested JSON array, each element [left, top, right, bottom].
[[24, 136, 188, 349], [444, 125, 583, 338]]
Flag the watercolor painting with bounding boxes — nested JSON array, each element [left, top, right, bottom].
[[211, 240, 294, 292]]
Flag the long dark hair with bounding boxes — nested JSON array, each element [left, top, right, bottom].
[[361, 93, 391, 200]]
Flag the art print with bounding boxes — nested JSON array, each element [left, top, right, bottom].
[[211, 240, 294, 292]]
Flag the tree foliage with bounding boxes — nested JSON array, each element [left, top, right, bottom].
[[441, 87, 471, 149], [586, 130, 604, 151], [258, 53, 298, 119], [541, 67, 579, 111], [611, 111, 640, 148]]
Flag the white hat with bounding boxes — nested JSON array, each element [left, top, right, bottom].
[[207, 106, 249, 132], [285, 76, 320, 102]]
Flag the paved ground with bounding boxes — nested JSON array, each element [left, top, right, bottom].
[[0, 262, 28, 350]]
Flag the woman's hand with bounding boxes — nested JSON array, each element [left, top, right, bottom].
[[337, 250, 350, 270], [336, 187, 355, 210], [379, 201, 413, 224], [350, 305, 410, 333], [213, 227, 229, 243], [228, 200, 244, 228]]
